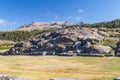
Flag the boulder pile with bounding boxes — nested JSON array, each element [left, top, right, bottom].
[[4, 27, 112, 56]]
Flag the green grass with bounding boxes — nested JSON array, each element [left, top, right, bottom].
[[97, 38, 118, 48], [0, 46, 12, 53], [0, 56, 119, 80]]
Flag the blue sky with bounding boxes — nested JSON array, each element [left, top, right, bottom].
[[0, 0, 120, 30]]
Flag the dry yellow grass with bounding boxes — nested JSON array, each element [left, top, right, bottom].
[[0, 56, 119, 80]]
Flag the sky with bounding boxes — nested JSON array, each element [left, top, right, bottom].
[[0, 0, 120, 31]]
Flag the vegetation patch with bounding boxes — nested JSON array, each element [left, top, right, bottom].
[[0, 46, 12, 53]]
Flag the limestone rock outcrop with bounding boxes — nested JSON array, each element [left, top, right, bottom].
[[4, 27, 112, 55]]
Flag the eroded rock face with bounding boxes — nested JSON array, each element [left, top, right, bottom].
[[5, 27, 111, 55]]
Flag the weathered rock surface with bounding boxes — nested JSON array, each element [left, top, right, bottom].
[[89, 45, 111, 54]]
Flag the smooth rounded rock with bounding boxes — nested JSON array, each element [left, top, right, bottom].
[[113, 77, 120, 80]]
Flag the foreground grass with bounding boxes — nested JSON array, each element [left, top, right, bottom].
[[0, 56, 119, 80]]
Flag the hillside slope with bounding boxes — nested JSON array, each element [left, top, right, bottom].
[[5, 26, 120, 55]]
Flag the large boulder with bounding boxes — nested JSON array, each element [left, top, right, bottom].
[[5, 41, 24, 55], [42, 32, 64, 39], [78, 28, 104, 42], [73, 38, 92, 53], [53, 44, 66, 53], [89, 45, 111, 54], [7, 47, 23, 55], [43, 43, 54, 52], [14, 42, 23, 47]]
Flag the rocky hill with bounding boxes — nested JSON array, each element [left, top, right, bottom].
[[18, 19, 120, 31], [3, 19, 120, 56], [18, 21, 73, 31], [4, 26, 120, 56]]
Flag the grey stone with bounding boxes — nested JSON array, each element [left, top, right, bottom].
[[89, 45, 111, 54], [113, 77, 120, 80], [42, 51, 47, 56], [14, 42, 24, 47]]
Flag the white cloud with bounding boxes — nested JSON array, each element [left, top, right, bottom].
[[0, 19, 16, 26], [0, 19, 7, 24], [75, 16, 81, 20], [78, 9, 83, 13]]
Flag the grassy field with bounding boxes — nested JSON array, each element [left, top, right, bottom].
[[0, 56, 119, 80]]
